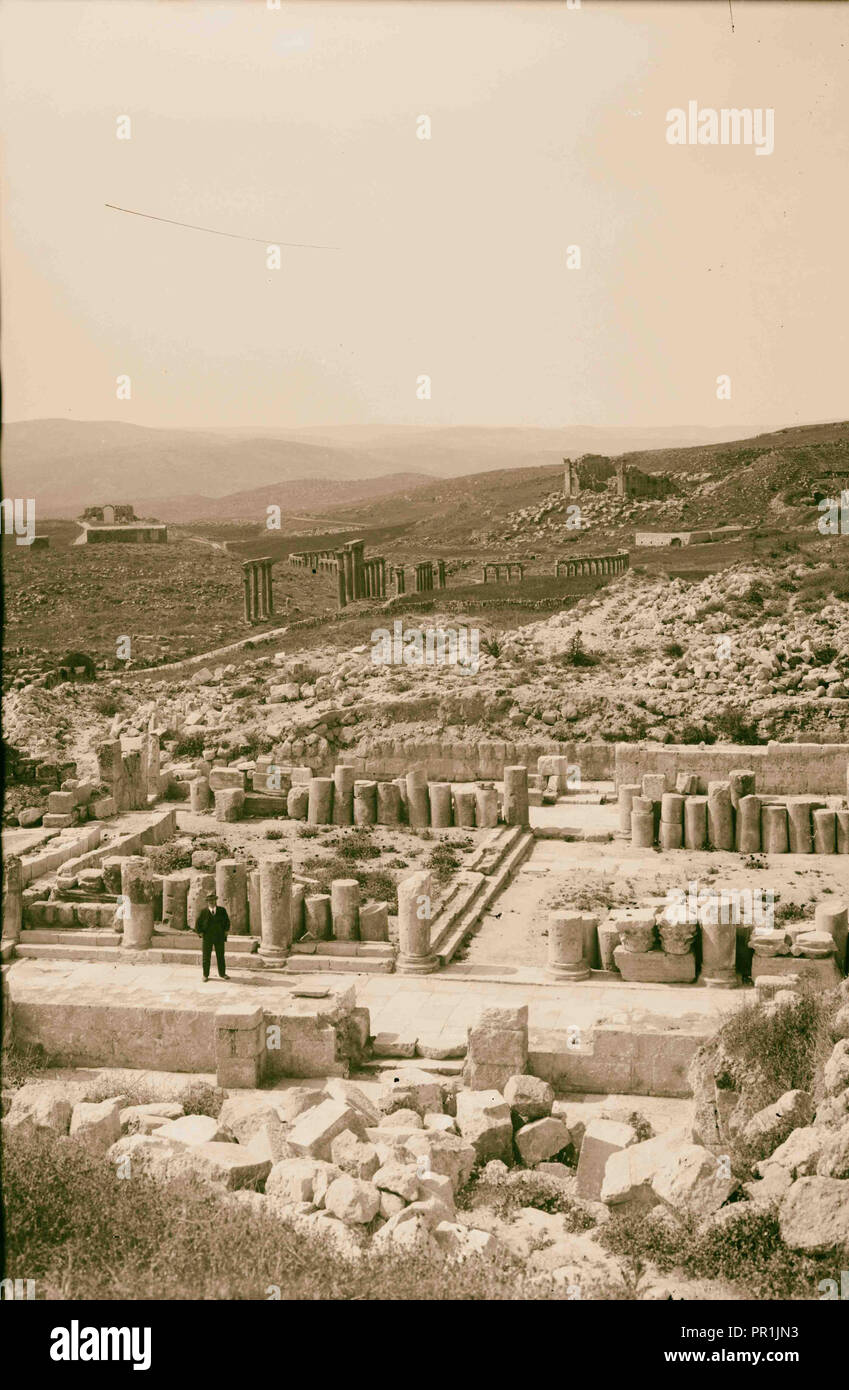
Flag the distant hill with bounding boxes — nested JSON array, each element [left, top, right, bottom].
[[2, 418, 757, 516], [143, 472, 433, 523]]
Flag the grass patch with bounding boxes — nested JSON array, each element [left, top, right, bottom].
[[599, 1205, 834, 1301], [3, 1129, 558, 1300], [457, 1171, 594, 1229]]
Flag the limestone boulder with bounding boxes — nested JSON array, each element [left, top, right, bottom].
[[324, 1175, 380, 1225], [329, 1130, 380, 1181], [575, 1118, 637, 1200], [5, 1082, 73, 1136], [107, 1134, 271, 1191], [741, 1091, 814, 1149], [831, 1004, 849, 1041], [373, 1161, 420, 1202], [120, 1102, 185, 1134], [650, 1143, 739, 1217], [417, 1170, 456, 1215], [287, 1100, 366, 1160], [273, 1087, 327, 1124], [503, 1075, 555, 1124], [152, 1115, 230, 1146], [424, 1113, 457, 1134], [779, 1176, 849, 1254], [824, 1040, 849, 1096], [403, 1130, 477, 1193], [454, 1090, 514, 1164], [378, 1068, 445, 1118], [525, 1231, 626, 1297], [297, 1211, 367, 1258], [322, 1079, 380, 1127], [816, 1121, 849, 1179], [377, 1108, 424, 1130], [69, 1098, 123, 1153], [755, 1126, 824, 1179], [601, 1128, 691, 1209], [515, 1117, 571, 1166], [266, 1157, 342, 1207]]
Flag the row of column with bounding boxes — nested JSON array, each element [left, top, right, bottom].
[[554, 552, 629, 579], [289, 549, 337, 570], [482, 563, 524, 583], [242, 558, 274, 623]]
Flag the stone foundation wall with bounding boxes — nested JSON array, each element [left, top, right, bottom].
[[348, 739, 615, 782], [615, 742, 849, 796]]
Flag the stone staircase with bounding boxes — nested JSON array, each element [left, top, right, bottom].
[[14, 928, 265, 969], [430, 825, 535, 965]]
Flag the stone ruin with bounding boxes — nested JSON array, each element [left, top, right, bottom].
[[289, 542, 446, 608], [195, 759, 531, 834], [619, 767, 849, 857], [76, 503, 167, 544], [241, 557, 275, 624], [482, 563, 524, 583], [554, 551, 629, 579], [563, 455, 674, 501]]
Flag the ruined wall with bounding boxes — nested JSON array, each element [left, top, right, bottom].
[[614, 741, 849, 796], [347, 738, 615, 782]]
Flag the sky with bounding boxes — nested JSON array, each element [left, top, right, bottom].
[[1, 0, 847, 431]]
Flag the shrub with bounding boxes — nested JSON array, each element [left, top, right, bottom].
[[457, 1172, 595, 1229], [92, 693, 122, 717], [172, 733, 206, 757], [2, 1041, 50, 1090], [148, 843, 193, 874], [663, 642, 684, 659], [561, 633, 599, 668], [678, 723, 715, 745], [264, 827, 284, 841], [425, 841, 462, 885], [297, 825, 321, 840], [164, 780, 189, 801], [709, 706, 762, 745]]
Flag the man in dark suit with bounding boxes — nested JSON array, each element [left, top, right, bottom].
[[194, 889, 231, 981]]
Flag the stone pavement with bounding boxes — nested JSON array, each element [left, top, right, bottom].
[[7, 955, 751, 1053]]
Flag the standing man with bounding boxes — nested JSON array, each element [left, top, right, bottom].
[[194, 888, 231, 981]]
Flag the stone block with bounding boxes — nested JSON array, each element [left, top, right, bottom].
[[613, 945, 695, 983], [575, 1118, 637, 1200]]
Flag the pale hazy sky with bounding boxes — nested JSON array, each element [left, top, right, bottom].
[[1, 0, 847, 430]]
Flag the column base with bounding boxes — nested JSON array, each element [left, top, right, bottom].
[[546, 963, 591, 981], [701, 972, 738, 989], [396, 954, 439, 975], [258, 946, 289, 964]]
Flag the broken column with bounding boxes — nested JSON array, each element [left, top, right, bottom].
[[189, 776, 211, 812], [815, 900, 848, 971], [1, 855, 23, 945], [547, 910, 590, 980], [618, 783, 641, 835], [359, 902, 389, 941], [258, 856, 292, 963], [304, 894, 331, 940], [707, 781, 734, 851], [188, 873, 215, 930], [396, 869, 438, 974], [699, 909, 738, 989], [684, 796, 707, 850], [454, 789, 476, 827], [503, 766, 529, 826], [736, 795, 762, 853], [428, 783, 453, 828], [307, 777, 334, 825], [762, 803, 789, 853], [406, 767, 430, 828], [376, 781, 402, 825], [162, 874, 189, 931], [120, 857, 155, 950], [659, 793, 684, 850], [332, 765, 355, 826], [353, 780, 377, 825], [474, 784, 499, 827], [787, 798, 816, 854], [216, 859, 248, 936], [813, 809, 836, 855], [331, 879, 360, 941], [631, 796, 655, 848]]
